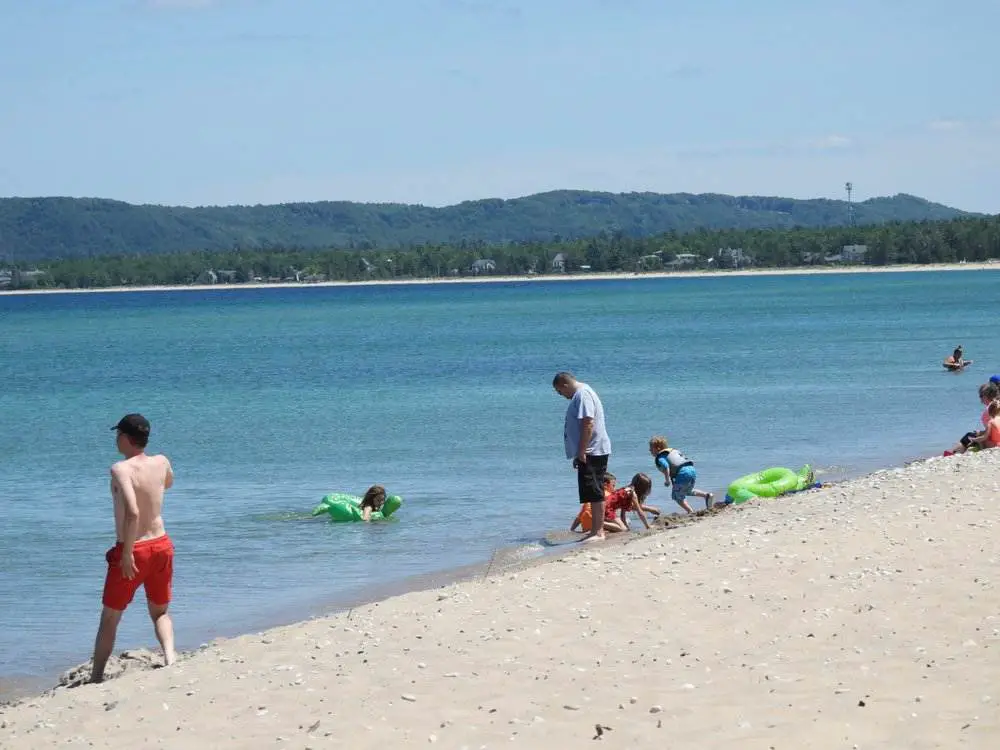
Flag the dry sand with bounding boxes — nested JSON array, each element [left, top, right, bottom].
[[3, 450, 999, 749], [2, 261, 999, 296]]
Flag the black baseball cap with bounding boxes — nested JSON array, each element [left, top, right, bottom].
[[112, 413, 150, 439]]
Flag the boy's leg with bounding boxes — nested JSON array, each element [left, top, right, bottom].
[[143, 538, 176, 667], [148, 600, 176, 667], [93, 543, 141, 683], [690, 489, 715, 509], [91, 607, 124, 683], [672, 482, 695, 513]]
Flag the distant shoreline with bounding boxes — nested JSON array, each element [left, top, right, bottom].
[[2, 261, 998, 296]]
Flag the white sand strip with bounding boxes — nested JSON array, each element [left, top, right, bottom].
[[2, 261, 998, 296], [2, 450, 999, 749]]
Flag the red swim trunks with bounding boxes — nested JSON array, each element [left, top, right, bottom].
[[102, 535, 174, 611]]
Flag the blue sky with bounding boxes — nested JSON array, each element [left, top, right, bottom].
[[1, 0, 997, 211]]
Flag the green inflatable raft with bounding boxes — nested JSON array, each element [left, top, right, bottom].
[[311, 492, 403, 522], [726, 465, 814, 505]]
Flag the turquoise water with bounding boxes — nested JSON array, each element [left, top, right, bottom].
[[1, 271, 998, 683]]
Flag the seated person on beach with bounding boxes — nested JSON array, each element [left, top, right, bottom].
[[602, 473, 653, 533], [947, 382, 1000, 455], [359, 484, 387, 522], [571, 472, 617, 533], [978, 399, 1000, 450], [649, 435, 714, 513]]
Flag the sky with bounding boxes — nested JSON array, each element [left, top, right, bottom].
[[1, 0, 998, 212]]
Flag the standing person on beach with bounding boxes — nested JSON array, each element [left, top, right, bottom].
[[91, 414, 176, 683], [553, 372, 612, 542]]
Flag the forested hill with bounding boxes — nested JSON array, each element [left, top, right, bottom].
[[0, 190, 972, 262]]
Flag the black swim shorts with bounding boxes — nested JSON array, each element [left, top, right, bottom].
[[960, 431, 979, 447], [576, 454, 609, 504]]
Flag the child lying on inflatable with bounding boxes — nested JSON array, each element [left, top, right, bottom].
[[312, 485, 403, 522]]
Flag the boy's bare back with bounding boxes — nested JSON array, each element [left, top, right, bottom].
[[110, 454, 174, 543]]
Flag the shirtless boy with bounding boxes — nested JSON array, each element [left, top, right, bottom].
[[91, 414, 176, 683]]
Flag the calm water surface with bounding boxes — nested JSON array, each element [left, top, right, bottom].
[[1, 270, 998, 682]]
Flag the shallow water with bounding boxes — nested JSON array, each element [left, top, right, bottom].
[[1, 270, 997, 682]]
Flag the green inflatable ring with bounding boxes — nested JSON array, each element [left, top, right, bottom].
[[311, 492, 403, 522], [727, 465, 813, 505]]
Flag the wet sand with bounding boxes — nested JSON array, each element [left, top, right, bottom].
[[2, 450, 998, 748]]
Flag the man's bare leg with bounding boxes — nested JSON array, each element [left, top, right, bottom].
[[582, 500, 607, 542], [148, 600, 176, 667], [91, 607, 124, 683]]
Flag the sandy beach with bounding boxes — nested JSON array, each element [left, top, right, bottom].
[[2, 261, 999, 296], [3, 450, 998, 749]]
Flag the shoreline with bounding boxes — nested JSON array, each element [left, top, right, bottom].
[[2, 261, 999, 296], [0, 449, 897, 703], [3, 449, 997, 747], [0, 510, 708, 705], [0, 443, 951, 704]]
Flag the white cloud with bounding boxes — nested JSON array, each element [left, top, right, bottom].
[[146, 0, 216, 9], [810, 134, 853, 150], [927, 119, 965, 132]]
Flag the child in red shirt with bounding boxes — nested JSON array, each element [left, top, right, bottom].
[[602, 473, 653, 533]]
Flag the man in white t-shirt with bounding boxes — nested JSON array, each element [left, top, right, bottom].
[[553, 371, 612, 542]]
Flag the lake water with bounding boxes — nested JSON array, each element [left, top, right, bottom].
[[1, 270, 998, 687]]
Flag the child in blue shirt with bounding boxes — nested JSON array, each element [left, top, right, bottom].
[[649, 435, 714, 513]]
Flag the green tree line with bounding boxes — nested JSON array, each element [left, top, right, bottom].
[[4, 215, 999, 290]]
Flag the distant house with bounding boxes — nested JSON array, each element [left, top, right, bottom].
[[196, 269, 218, 284], [667, 253, 700, 267], [216, 269, 239, 283], [0, 269, 11, 288], [825, 244, 868, 264], [551, 253, 567, 272], [716, 247, 750, 268], [841, 244, 868, 262], [636, 254, 663, 270], [469, 258, 496, 275]]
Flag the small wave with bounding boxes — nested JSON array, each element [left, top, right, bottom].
[[810, 465, 849, 478], [251, 511, 318, 523], [482, 541, 548, 574]]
